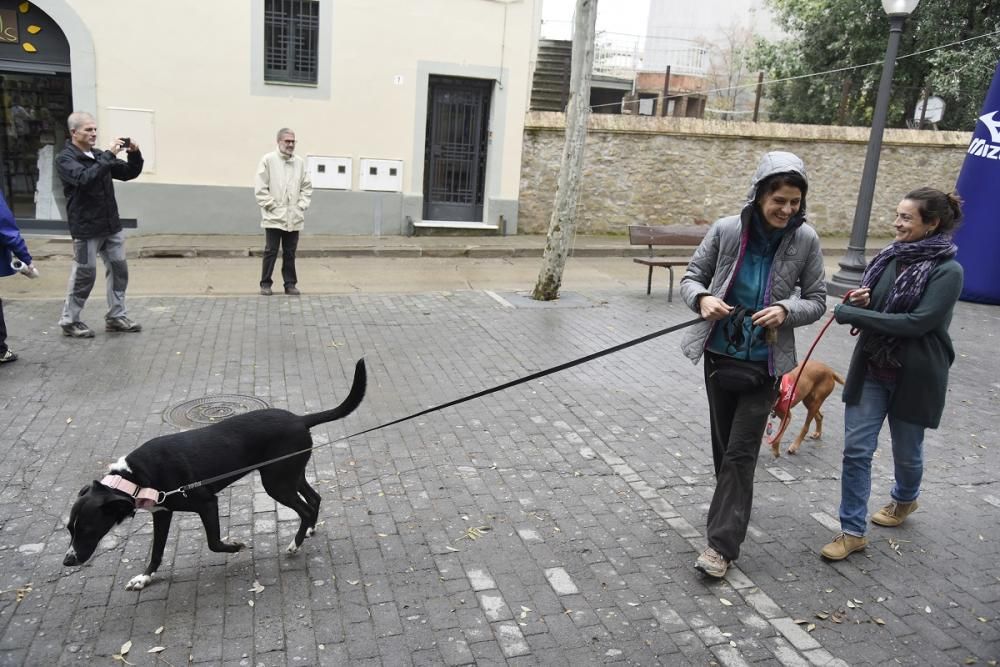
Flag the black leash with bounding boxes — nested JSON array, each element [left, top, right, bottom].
[[160, 316, 703, 501]]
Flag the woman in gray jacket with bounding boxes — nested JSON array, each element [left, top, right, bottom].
[[680, 151, 827, 578]]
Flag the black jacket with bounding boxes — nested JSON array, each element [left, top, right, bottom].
[[55, 142, 144, 239]]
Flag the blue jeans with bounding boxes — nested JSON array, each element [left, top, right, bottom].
[[839, 375, 926, 536]]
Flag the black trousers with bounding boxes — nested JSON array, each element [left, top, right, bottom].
[[703, 352, 779, 561], [260, 228, 300, 289], [0, 297, 7, 353]]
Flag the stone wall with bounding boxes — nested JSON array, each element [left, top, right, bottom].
[[518, 112, 971, 236]]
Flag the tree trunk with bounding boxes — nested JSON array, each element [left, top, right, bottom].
[[531, 0, 599, 301]]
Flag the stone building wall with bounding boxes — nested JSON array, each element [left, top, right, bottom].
[[518, 112, 971, 236]]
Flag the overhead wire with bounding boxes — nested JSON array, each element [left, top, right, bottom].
[[583, 28, 1000, 112]]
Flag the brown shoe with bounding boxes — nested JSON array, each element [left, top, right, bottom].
[[821, 533, 867, 561], [872, 500, 918, 527]]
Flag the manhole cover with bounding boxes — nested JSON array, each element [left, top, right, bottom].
[[164, 395, 270, 428]]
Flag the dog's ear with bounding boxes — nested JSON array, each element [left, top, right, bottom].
[[89, 482, 136, 522], [102, 495, 136, 523]]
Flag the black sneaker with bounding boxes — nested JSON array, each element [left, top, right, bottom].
[[0, 349, 17, 363], [61, 322, 96, 338], [284, 286, 301, 295], [260, 286, 273, 296], [105, 316, 142, 333]]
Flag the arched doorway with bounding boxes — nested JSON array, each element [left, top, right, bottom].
[[0, 0, 72, 218]]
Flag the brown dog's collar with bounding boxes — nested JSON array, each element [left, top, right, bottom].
[[100, 475, 161, 510]]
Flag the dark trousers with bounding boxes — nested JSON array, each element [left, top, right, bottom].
[[703, 353, 779, 561], [260, 228, 299, 289], [0, 297, 7, 353]]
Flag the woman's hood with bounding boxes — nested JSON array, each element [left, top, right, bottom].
[[744, 151, 809, 213]]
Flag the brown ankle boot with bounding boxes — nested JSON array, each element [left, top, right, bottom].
[[820, 533, 867, 561], [872, 500, 918, 527]]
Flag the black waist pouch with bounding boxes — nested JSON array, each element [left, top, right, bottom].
[[707, 353, 771, 393]]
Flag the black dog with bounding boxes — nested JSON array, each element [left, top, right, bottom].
[[64, 359, 366, 590]]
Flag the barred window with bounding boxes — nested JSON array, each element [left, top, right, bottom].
[[264, 0, 319, 85]]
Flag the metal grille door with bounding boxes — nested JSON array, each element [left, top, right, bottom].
[[423, 77, 492, 222]]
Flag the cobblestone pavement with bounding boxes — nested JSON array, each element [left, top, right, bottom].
[[0, 289, 997, 666]]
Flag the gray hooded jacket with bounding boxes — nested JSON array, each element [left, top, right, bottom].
[[679, 151, 827, 376]]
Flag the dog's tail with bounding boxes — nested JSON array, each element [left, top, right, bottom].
[[302, 359, 367, 429], [833, 372, 846, 385]]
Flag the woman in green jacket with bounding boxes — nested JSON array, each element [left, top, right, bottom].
[[821, 187, 964, 561]]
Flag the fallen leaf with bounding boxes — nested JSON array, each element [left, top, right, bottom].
[[925, 606, 932, 613], [521, 606, 532, 612], [977, 616, 988, 623], [806, 623, 816, 632], [14, 584, 32, 603], [376, 533, 388, 538], [874, 618, 886, 625], [347, 580, 359, 586], [66, 417, 73, 424], [147, 647, 165, 653], [154, 626, 164, 635], [627, 602, 639, 607], [729, 640, 736, 647], [18, 3, 29, 13], [853, 598, 863, 605], [120, 641, 132, 656], [444, 546, 460, 552], [793, 619, 809, 625], [876, 596, 886, 603], [815, 612, 829, 620], [456, 526, 491, 541], [248, 600, 254, 607], [248, 580, 265, 594], [719, 598, 732, 607], [27, 24, 41, 34], [847, 601, 856, 609], [964, 658, 978, 665]]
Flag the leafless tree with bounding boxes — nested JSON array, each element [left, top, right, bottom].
[[532, 0, 599, 301]]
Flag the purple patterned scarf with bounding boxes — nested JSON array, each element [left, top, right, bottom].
[[860, 233, 957, 367]]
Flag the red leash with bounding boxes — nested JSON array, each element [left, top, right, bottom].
[[764, 291, 856, 446]]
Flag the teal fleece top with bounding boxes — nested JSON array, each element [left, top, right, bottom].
[[706, 211, 786, 361]]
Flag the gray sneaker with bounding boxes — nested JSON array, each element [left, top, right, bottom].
[[61, 322, 95, 338], [695, 547, 730, 578], [105, 316, 142, 333]]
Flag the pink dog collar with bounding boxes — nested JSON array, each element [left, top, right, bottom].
[[100, 475, 161, 510]]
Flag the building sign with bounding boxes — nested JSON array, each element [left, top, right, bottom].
[[0, 9, 18, 44]]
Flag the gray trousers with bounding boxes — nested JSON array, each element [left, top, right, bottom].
[[59, 231, 129, 325]]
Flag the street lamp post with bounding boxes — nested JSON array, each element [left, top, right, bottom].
[[828, 0, 920, 296]]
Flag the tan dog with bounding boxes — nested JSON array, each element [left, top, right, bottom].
[[767, 360, 845, 457]]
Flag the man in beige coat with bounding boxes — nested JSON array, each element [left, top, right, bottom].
[[255, 128, 312, 295]]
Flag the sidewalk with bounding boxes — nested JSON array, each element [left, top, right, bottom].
[[24, 232, 875, 260], [1, 251, 994, 666], [10, 233, 872, 301]]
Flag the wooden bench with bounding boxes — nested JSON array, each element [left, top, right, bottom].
[[629, 224, 708, 301]]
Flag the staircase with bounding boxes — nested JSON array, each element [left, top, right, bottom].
[[530, 40, 572, 112]]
